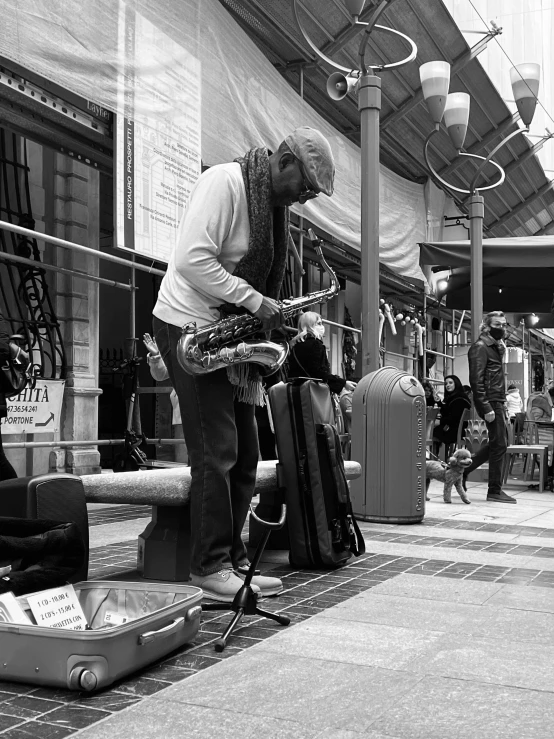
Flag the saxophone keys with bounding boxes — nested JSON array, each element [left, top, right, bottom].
[[236, 342, 253, 359]]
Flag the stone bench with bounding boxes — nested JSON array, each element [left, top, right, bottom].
[[81, 459, 362, 582]]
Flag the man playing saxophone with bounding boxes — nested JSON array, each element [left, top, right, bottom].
[[152, 127, 336, 601]]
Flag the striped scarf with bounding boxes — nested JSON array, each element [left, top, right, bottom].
[[225, 147, 288, 405]]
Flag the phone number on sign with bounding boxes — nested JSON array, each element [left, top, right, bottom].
[[7, 406, 38, 413]]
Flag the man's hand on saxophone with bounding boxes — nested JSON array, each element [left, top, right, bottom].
[[254, 296, 284, 331]]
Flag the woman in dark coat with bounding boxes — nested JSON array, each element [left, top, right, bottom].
[[287, 311, 357, 395], [432, 374, 471, 456], [0, 313, 18, 480]]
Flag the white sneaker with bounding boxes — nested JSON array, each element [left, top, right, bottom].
[[235, 566, 283, 596], [189, 569, 260, 603]]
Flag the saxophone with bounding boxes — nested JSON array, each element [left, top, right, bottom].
[[177, 238, 339, 376]]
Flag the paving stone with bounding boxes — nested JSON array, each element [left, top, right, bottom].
[[317, 592, 483, 633], [73, 699, 321, 739], [43, 705, 111, 730], [252, 615, 444, 669], [485, 583, 554, 612], [367, 573, 504, 604], [150, 651, 421, 732], [409, 632, 554, 692], [1, 722, 75, 738], [368, 675, 554, 739], [464, 604, 554, 645]]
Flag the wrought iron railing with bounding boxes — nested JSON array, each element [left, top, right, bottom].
[[0, 129, 66, 379]]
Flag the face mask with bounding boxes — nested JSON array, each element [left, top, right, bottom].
[[489, 326, 506, 340]]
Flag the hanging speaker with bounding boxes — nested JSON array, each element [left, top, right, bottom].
[[0, 473, 89, 582], [326, 72, 359, 101]]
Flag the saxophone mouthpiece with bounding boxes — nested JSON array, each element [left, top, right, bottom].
[[307, 228, 319, 245], [307, 228, 323, 257]]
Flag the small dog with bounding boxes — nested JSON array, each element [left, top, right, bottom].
[[425, 448, 473, 504]]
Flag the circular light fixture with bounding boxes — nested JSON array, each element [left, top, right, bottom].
[[437, 278, 449, 292]]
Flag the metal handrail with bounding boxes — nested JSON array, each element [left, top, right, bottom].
[[322, 318, 361, 334], [425, 348, 455, 360], [0, 219, 166, 277], [0, 250, 134, 291], [383, 350, 417, 363], [3, 438, 186, 449]]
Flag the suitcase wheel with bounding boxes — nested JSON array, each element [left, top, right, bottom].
[[67, 654, 109, 692], [69, 665, 99, 692]]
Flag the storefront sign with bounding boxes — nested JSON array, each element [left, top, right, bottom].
[[115, 3, 202, 263], [0, 379, 65, 435]]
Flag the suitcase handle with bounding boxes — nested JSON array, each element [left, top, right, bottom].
[[138, 616, 185, 645]]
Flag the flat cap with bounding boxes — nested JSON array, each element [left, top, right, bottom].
[[284, 126, 335, 196]]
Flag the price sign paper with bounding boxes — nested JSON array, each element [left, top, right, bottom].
[[27, 585, 87, 630]]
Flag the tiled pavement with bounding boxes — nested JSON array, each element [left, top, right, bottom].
[[2, 473, 554, 737]]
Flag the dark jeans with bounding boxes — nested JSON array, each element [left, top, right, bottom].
[[153, 317, 259, 576], [0, 429, 17, 482], [464, 402, 508, 494]]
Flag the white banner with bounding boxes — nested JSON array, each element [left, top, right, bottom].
[[115, 2, 201, 261], [0, 379, 65, 435]]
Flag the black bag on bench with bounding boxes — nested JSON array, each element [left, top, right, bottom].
[[0, 517, 86, 596], [268, 379, 364, 569], [0, 474, 89, 582]]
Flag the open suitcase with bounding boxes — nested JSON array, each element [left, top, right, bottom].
[[0, 581, 202, 691]]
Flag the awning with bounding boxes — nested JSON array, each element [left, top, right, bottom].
[[419, 237, 554, 315], [419, 237, 554, 268]]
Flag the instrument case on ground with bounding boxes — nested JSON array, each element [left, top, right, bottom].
[[268, 379, 364, 568], [0, 581, 202, 692]]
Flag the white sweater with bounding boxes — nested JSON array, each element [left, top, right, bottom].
[[506, 389, 523, 417], [153, 162, 263, 329]]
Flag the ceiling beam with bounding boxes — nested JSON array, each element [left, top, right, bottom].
[[229, 0, 310, 61], [487, 180, 554, 230], [534, 219, 554, 236], [319, 0, 393, 57]]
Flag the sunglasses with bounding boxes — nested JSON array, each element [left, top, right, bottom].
[[296, 158, 319, 204]]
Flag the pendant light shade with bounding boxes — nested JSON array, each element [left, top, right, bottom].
[[444, 92, 470, 151], [510, 63, 540, 127], [419, 61, 451, 126]]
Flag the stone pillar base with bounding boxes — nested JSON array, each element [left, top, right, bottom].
[[49, 448, 101, 476], [137, 506, 191, 582]]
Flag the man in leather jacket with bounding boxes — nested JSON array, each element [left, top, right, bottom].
[[463, 311, 515, 503]]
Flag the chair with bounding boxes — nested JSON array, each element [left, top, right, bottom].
[[513, 412, 527, 445], [459, 413, 489, 457], [455, 408, 471, 449], [425, 408, 439, 450], [503, 419, 548, 493]]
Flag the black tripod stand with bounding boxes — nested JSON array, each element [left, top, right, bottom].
[[203, 504, 290, 652]]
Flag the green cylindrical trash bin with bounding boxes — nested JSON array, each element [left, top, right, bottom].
[[350, 366, 425, 523]]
